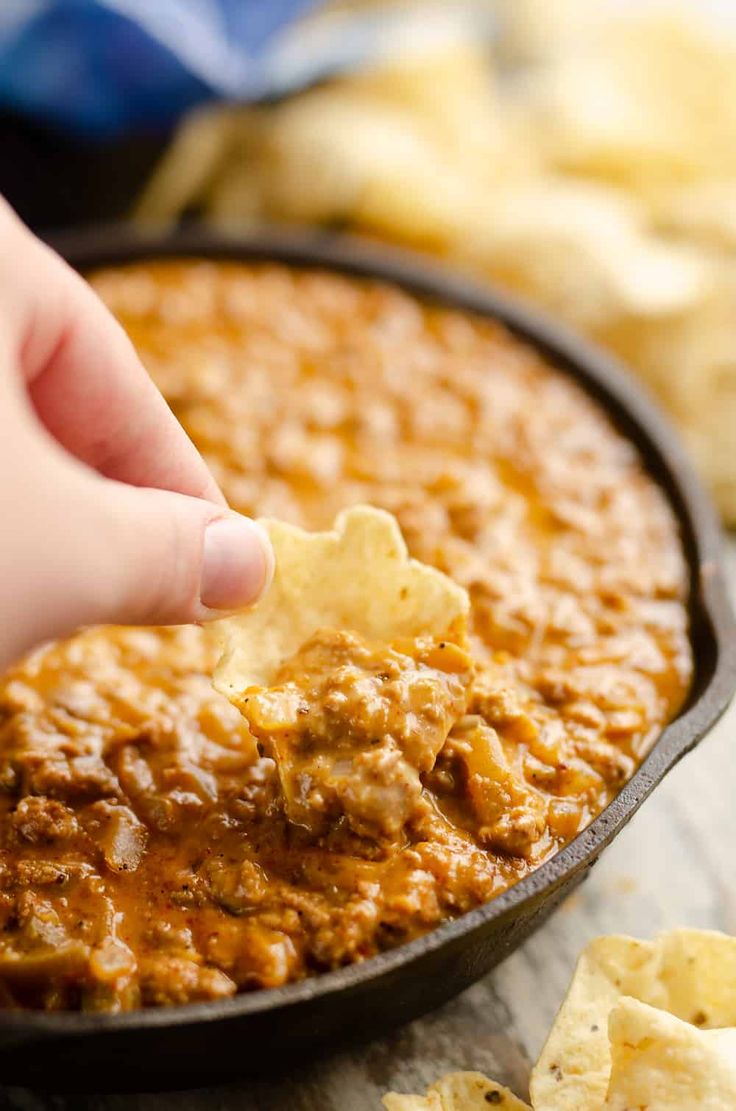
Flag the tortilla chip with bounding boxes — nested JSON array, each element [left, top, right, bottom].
[[462, 183, 709, 329], [652, 181, 736, 253], [383, 1088, 443, 1111], [519, 10, 736, 185], [604, 997, 736, 1110], [529, 937, 640, 1111], [383, 1071, 530, 1111], [653, 929, 736, 1027], [430, 1073, 531, 1110], [212, 505, 469, 698], [133, 105, 243, 225], [530, 929, 736, 1110]]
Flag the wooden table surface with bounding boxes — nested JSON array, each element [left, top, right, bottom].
[[5, 544, 734, 1111]]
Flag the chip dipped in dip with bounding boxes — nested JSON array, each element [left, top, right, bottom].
[[213, 506, 474, 843]]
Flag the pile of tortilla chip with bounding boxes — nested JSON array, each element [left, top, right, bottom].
[[382, 928, 736, 1110], [135, 0, 736, 523]]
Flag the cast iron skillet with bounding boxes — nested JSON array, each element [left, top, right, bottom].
[[4, 227, 734, 1091]]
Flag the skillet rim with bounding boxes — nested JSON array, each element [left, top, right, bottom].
[[5, 223, 733, 1039]]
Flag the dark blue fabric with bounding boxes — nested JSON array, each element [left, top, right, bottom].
[[0, 0, 320, 137]]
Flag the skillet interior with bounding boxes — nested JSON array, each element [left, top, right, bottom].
[[1, 226, 733, 1091]]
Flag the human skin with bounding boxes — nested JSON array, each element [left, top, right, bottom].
[[0, 200, 274, 669]]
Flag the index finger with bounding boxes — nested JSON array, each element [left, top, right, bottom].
[[0, 201, 225, 505]]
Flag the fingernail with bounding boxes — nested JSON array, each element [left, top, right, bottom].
[[200, 515, 274, 611]]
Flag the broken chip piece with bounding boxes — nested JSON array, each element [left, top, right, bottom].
[[383, 1070, 531, 1111]]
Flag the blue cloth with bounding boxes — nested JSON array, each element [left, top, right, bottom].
[[0, 0, 321, 137]]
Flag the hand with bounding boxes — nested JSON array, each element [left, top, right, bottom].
[[0, 201, 273, 669]]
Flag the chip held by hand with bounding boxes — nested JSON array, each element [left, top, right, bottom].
[[383, 1071, 531, 1110], [212, 504, 470, 698]]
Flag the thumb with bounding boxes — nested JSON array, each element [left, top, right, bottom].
[[94, 480, 275, 627], [2, 451, 274, 664]]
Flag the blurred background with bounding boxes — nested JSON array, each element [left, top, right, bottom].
[[2, 0, 735, 522]]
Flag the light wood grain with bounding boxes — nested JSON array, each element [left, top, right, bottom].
[[4, 545, 735, 1111]]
